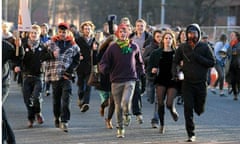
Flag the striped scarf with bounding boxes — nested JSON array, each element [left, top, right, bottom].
[[116, 39, 132, 54]]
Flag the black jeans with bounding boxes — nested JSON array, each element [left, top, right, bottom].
[[182, 81, 207, 137], [2, 107, 16, 144], [22, 76, 43, 121], [132, 81, 142, 115], [52, 79, 72, 122], [77, 73, 91, 106]]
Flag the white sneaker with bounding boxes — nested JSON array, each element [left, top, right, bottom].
[[116, 128, 125, 138], [187, 136, 196, 142], [60, 122, 68, 132]]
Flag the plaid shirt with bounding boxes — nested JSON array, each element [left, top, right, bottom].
[[45, 40, 80, 82]]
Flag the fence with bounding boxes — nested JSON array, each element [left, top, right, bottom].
[[201, 26, 240, 43]]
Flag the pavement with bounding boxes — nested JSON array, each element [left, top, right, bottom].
[[3, 81, 240, 144]]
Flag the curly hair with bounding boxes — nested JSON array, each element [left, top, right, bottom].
[[80, 21, 95, 32]]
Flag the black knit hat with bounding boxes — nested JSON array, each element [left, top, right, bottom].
[[187, 26, 198, 32]]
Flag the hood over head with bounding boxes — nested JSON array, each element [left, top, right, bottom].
[[186, 23, 201, 43]]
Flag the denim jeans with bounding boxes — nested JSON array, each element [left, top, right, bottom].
[[22, 76, 43, 121], [213, 62, 225, 90], [111, 81, 136, 129], [52, 79, 72, 122], [2, 108, 16, 144], [77, 73, 91, 106], [132, 81, 142, 115], [146, 79, 155, 104]]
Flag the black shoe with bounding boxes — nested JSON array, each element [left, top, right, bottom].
[[170, 110, 179, 122], [177, 97, 183, 105], [233, 95, 238, 101], [80, 104, 89, 112], [151, 123, 158, 128], [36, 113, 44, 124], [55, 119, 60, 128], [211, 89, 216, 94], [219, 93, 227, 97], [228, 88, 233, 94], [45, 90, 50, 96]]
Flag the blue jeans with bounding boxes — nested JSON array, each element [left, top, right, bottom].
[[111, 81, 136, 129], [146, 79, 155, 104], [213, 62, 225, 90], [52, 79, 72, 122]]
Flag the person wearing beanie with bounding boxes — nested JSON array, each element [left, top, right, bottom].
[[172, 23, 215, 142], [99, 23, 145, 138], [44, 22, 80, 132]]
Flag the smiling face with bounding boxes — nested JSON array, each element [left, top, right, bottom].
[[135, 21, 146, 34], [29, 25, 41, 41], [57, 29, 68, 40], [82, 25, 92, 37]]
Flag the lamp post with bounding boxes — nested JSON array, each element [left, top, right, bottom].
[[161, 0, 165, 26], [138, 0, 142, 19], [4, 0, 8, 21]]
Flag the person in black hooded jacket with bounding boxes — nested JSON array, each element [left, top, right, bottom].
[[2, 39, 18, 144], [172, 23, 215, 142]]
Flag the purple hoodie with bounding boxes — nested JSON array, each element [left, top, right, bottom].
[[99, 42, 145, 83]]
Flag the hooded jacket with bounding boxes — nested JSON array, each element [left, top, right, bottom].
[[172, 23, 216, 83]]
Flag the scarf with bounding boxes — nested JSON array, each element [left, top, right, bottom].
[[116, 39, 132, 54], [230, 39, 238, 47], [28, 39, 40, 52]]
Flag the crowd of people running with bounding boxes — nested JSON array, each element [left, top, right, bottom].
[[2, 16, 240, 143]]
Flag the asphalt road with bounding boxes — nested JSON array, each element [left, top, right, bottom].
[[3, 81, 240, 144]]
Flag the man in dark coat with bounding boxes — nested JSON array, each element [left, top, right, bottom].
[[2, 40, 19, 144], [172, 23, 215, 142]]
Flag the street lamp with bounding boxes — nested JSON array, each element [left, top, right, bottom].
[[4, 0, 8, 21], [161, 0, 165, 26], [138, 0, 142, 19]]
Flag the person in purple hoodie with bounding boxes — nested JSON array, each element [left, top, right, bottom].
[[99, 23, 145, 138]]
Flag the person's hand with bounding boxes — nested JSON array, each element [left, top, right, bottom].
[[15, 38, 21, 48], [63, 75, 69, 80], [53, 49, 59, 58], [14, 66, 21, 73], [151, 68, 158, 74], [92, 42, 98, 50], [80, 53, 84, 60]]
